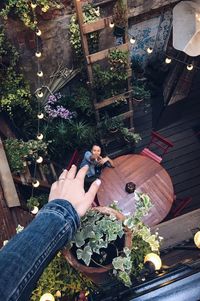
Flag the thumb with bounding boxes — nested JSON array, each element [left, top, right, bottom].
[[85, 179, 101, 206]]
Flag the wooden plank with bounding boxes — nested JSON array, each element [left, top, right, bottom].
[[82, 17, 112, 34], [0, 138, 20, 207], [86, 43, 129, 64], [94, 90, 132, 109], [152, 209, 200, 250], [12, 175, 51, 189]]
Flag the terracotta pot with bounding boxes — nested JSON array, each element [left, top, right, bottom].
[[63, 206, 132, 285]]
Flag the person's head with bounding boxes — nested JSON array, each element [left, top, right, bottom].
[[91, 144, 101, 156]]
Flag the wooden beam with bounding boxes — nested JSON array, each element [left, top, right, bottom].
[[82, 17, 112, 34], [86, 43, 129, 64], [0, 138, 20, 207], [95, 90, 132, 110], [151, 209, 200, 250]]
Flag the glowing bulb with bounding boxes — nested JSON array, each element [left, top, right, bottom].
[[35, 51, 42, 58], [31, 2, 37, 9], [36, 29, 42, 36], [147, 47, 153, 54], [187, 64, 193, 71], [144, 253, 162, 270], [55, 291, 61, 298], [37, 91, 44, 98], [109, 21, 114, 28], [37, 133, 43, 140], [31, 206, 39, 215], [194, 231, 200, 248], [37, 71, 43, 77], [37, 112, 44, 119], [165, 57, 172, 64], [36, 156, 43, 163], [130, 36, 136, 44], [32, 180, 40, 188], [40, 293, 55, 301]]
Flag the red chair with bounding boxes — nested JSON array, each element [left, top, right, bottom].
[[141, 131, 174, 163], [66, 149, 80, 170], [171, 196, 193, 218]]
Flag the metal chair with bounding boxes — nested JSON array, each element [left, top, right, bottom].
[[66, 149, 80, 170], [141, 131, 174, 163]]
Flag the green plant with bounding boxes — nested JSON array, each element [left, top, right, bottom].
[[27, 194, 48, 211], [108, 48, 129, 70], [132, 85, 151, 101], [4, 138, 49, 174], [31, 252, 94, 300], [69, 4, 100, 62], [112, 0, 127, 28], [101, 115, 123, 133], [70, 120, 97, 147], [68, 193, 162, 287], [0, 0, 62, 29], [120, 127, 142, 144], [0, 28, 31, 114]]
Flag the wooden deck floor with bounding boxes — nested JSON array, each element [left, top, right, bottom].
[[134, 80, 200, 218]]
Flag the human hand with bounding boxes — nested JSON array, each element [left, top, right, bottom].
[[99, 156, 109, 165], [48, 165, 101, 216]]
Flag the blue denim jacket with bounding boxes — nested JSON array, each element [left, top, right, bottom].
[[0, 199, 80, 301]]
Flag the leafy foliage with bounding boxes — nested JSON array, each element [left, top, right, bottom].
[[4, 138, 49, 174], [112, 0, 127, 28], [31, 252, 94, 300], [0, 0, 62, 29], [0, 28, 31, 114]]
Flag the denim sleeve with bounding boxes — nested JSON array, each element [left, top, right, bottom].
[[85, 151, 92, 163], [0, 199, 80, 301]]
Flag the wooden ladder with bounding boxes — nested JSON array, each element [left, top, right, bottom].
[[74, 0, 134, 156]]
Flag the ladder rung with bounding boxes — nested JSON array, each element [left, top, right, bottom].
[[94, 90, 133, 109], [82, 17, 112, 34]]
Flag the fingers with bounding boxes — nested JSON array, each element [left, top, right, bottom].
[[66, 164, 77, 180], [84, 179, 101, 205], [76, 165, 89, 182], [58, 169, 68, 180]]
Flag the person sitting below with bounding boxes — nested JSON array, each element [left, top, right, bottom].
[[80, 144, 114, 186]]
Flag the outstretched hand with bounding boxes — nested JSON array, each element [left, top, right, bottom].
[[48, 165, 101, 216]]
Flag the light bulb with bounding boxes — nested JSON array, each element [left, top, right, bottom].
[[194, 231, 200, 248], [144, 253, 162, 270], [35, 51, 42, 58], [165, 57, 172, 64], [31, 206, 39, 214], [37, 91, 44, 98], [109, 21, 114, 28], [187, 64, 193, 71], [36, 156, 43, 163], [40, 293, 55, 301], [55, 291, 61, 298], [37, 133, 43, 140], [37, 71, 43, 77], [36, 29, 42, 36], [147, 47, 153, 54], [31, 2, 37, 9], [37, 112, 44, 119], [130, 36, 136, 44], [32, 180, 40, 188]]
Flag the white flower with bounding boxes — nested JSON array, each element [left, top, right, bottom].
[[16, 224, 24, 233]]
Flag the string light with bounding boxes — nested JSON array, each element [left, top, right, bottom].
[[37, 70, 43, 77], [165, 57, 172, 64], [37, 133, 43, 140], [35, 51, 42, 58], [37, 112, 44, 119], [36, 156, 43, 163], [32, 179, 40, 188], [31, 206, 39, 214], [109, 21, 115, 28], [144, 253, 162, 270], [147, 47, 153, 54], [36, 28, 42, 36], [186, 64, 193, 71], [37, 90, 44, 98], [130, 36, 136, 44], [40, 293, 55, 301], [31, 2, 37, 9], [55, 291, 61, 298], [194, 231, 200, 248]]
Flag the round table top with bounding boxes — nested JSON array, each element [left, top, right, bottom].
[[97, 154, 174, 226]]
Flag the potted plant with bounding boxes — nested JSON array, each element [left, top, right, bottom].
[[63, 194, 162, 287], [101, 115, 123, 133], [120, 127, 142, 144], [132, 85, 151, 102], [112, 0, 127, 37]]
